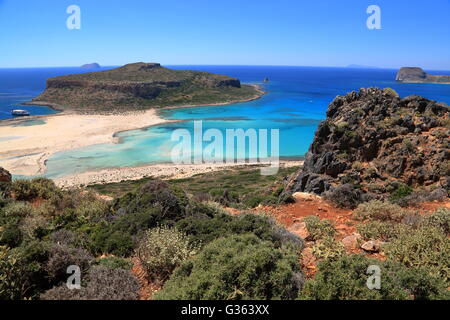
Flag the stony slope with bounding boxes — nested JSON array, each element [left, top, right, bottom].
[[32, 62, 261, 113], [286, 87, 449, 202]]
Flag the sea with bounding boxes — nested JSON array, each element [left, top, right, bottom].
[[0, 66, 449, 178]]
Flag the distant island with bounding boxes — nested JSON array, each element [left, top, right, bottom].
[[396, 67, 450, 84], [81, 63, 101, 69], [30, 62, 262, 112]]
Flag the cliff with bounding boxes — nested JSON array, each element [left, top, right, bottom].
[[396, 67, 450, 84], [32, 62, 261, 112], [285, 88, 449, 204]]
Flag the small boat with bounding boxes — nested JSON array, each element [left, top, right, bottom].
[[11, 109, 30, 116]]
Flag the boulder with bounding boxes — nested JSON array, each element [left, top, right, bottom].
[[288, 222, 310, 240], [361, 240, 384, 253], [342, 233, 362, 251]]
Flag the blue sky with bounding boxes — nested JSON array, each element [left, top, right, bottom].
[[0, 0, 449, 69]]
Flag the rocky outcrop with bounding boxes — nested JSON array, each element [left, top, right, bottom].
[[396, 67, 450, 84], [286, 88, 449, 199], [0, 167, 11, 183]]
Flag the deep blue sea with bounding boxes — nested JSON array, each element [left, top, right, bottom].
[[1, 66, 449, 178]]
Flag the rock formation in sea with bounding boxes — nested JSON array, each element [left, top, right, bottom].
[[285, 87, 449, 203], [81, 63, 101, 69], [396, 67, 450, 84]]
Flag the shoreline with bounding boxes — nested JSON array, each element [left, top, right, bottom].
[[54, 160, 304, 189], [0, 84, 266, 179]]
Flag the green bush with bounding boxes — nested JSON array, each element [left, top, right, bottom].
[[357, 221, 412, 241], [303, 216, 336, 241], [155, 234, 303, 300], [95, 256, 133, 270], [137, 226, 199, 282], [11, 178, 61, 201], [176, 212, 303, 250], [389, 184, 413, 205], [422, 208, 450, 235], [1, 201, 35, 218], [311, 236, 345, 261], [384, 226, 450, 284], [0, 241, 49, 300], [353, 200, 406, 222], [300, 254, 449, 300]]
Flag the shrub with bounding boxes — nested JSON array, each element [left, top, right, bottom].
[[357, 221, 412, 241], [11, 178, 60, 201], [154, 234, 303, 300], [137, 226, 199, 282], [49, 229, 88, 248], [384, 226, 450, 284], [422, 208, 450, 235], [41, 266, 140, 300], [353, 200, 406, 222], [95, 256, 133, 270], [389, 184, 413, 205], [1, 201, 35, 218], [113, 180, 188, 221], [311, 236, 345, 261], [0, 241, 49, 300], [303, 216, 336, 241], [323, 184, 364, 209], [176, 212, 303, 249], [45, 244, 93, 284], [299, 254, 449, 300]]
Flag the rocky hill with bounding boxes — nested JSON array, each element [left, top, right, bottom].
[[396, 67, 450, 84], [285, 88, 449, 206], [31, 62, 261, 112]]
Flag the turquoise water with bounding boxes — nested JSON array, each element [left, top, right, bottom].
[[1, 66, 449, 178], [44, 66, 450, 178]]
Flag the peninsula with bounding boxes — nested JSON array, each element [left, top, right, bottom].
[[30, 62, 262, 113], [396, 67, 450, 84]]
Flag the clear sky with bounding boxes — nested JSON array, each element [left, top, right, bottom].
[[0, 0, 449, 69]]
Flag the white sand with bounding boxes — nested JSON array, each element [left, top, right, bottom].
[[0, 110, 172, 176]]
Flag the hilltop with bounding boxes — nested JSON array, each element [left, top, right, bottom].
[[396, 67, 450, 84], [285, 87, 449, 208], [31, 62, 262, 113]]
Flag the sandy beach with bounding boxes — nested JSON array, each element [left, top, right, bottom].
[[0, 110, 173, 176]]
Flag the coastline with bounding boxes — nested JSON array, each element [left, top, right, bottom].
[[54, 160, 304, 189], [0, 109, 174, 176], [0, 83, 266, 181]]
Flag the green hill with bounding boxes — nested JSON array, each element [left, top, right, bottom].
[[31, 63, 262, 113]]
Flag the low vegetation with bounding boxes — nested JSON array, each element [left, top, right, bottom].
[[0, 165, 448, 300]]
